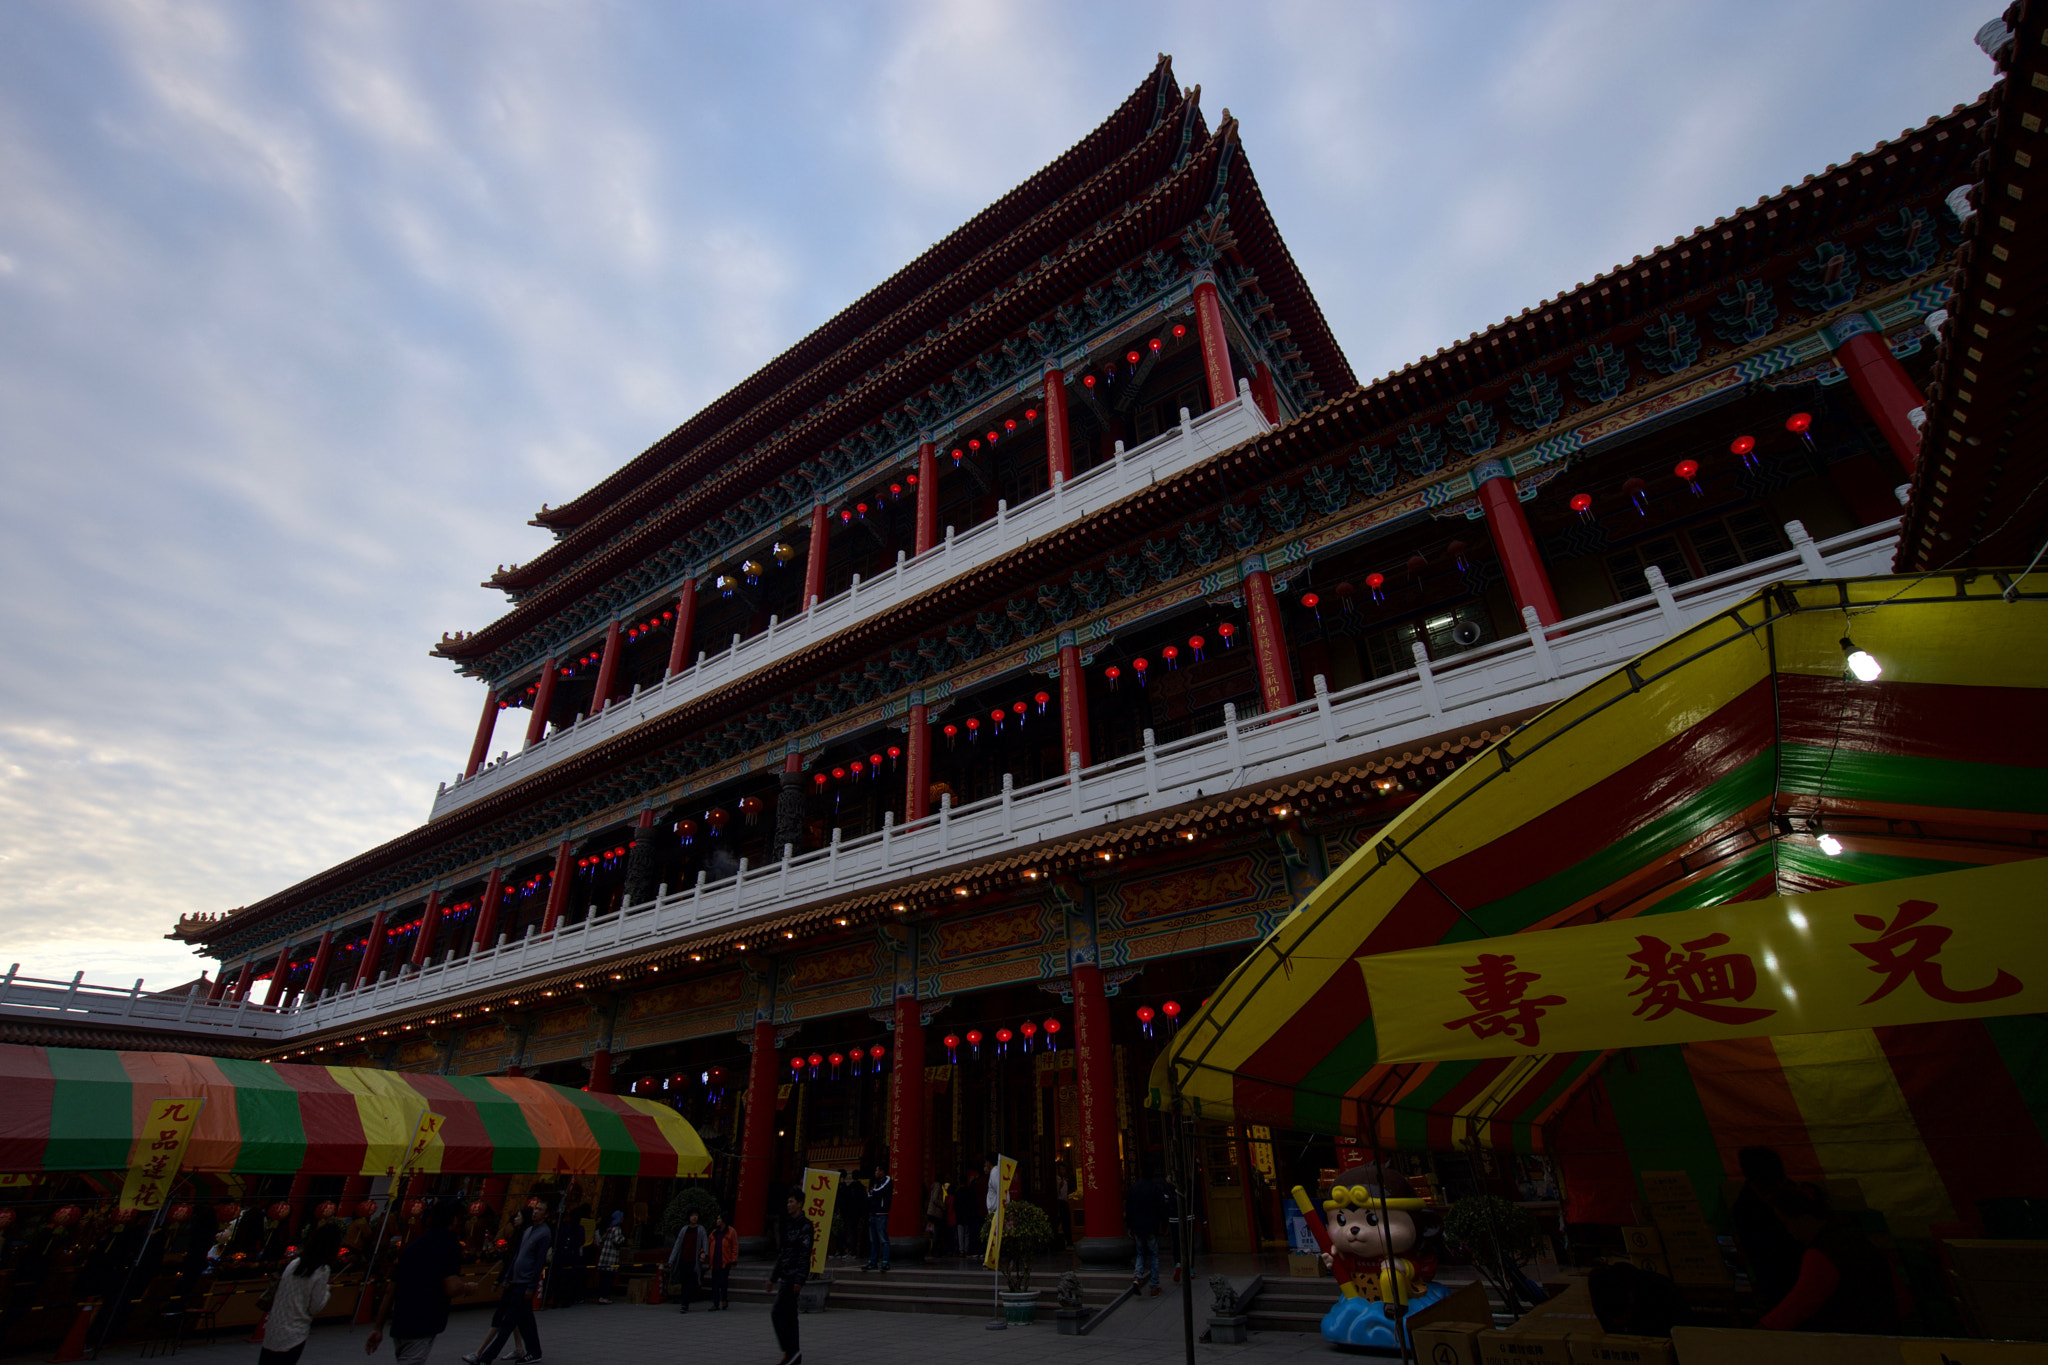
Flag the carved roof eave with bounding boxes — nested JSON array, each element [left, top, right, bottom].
[[529, 58, 1181, 539], [433, 116, 1276, 668]]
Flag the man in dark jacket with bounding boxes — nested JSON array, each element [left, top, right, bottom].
[[768, 1193, 814, 1365], [367, 1199, 478, 1362], [863, 1165, 894, 1272], [475, 1205, 548, 1365], [668, 1210, 709, 1313], [1125, 1165, 1169, 1295]]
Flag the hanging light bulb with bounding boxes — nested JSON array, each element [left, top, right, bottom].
[[1818, 832, 1845, 857], [1841, 636, 1882, 681]]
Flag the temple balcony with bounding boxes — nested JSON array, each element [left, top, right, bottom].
[[16, 518, 1900, 1047], [429, 389, 1276, 820]]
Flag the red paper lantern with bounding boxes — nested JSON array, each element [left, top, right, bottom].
[[1569, 493, 1592, 513], [1044, 1018, 1061, 1037], [469, 1200, 489, 1218], [268, 1202, 292, 1222], [51, 1205, 82, 1227], [943, 1033, 960, 1050], [1674, 459, 1699, 480], [356, 1200, 377, 1219], [1218, 622, 1237, 645], [218, 1201, 244, 1223], [1785, 412, 1812, 434], [1300, 592, 1320, 611], [0, 1208, 18, 1229], [1136, 1006, 1155, 1024], [870, 1045, 886, 1061], [166, 1204, 192, 1223], [111, 1206, 139, 1224], [829, 1052, 845, 1067], [808, 1053, 823, 1067], [1730, 435, 1756, 456], [406, 1200, 426, 1218], [316, 1200, 336, 1219], [1162, 1000, 1182, 1019], [790, 1057, 803, 1073]]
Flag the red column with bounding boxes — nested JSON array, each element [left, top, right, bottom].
[[905, 701, 931, 822], [1242, 559, 1298, 711], [589, 620, 623, 715], [302, 930, 336, 1002], [587, 1049, 614, 1094], [1071, 962, 1125, 1253], [285, 1170, 313, 1235], [471, 869, 505, 951], [1834, 326, 1924, 475], [261, 944, 292, 1009], [735, 1019, 779, 1246], [539, 840, 576, 934], [231, 961, 255, 1002], [464, 691, 500, 778], [887, 993, 926, 1244], [353, 910, 389, 989], [914, 442, 938, 555], [524, 660, 557, 749], [1475, 465, 1562, 627], [665, 579, 698, 676], [410, 891, 444, 968], [1043, 366, 1073, 485], [1252, 360, 1279, 424], [803, 502, 830, 610], [206, 971, 230, 1003], [1058, 639, 1091, 771], [1192, 275, 1237, 411]]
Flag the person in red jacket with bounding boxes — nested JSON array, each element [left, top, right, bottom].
[[707, 1214, 738, 1311], [1759, 1184, 1910, 1332]]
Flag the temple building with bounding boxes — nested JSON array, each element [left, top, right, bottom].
[[116, 51, 2008, 1261]]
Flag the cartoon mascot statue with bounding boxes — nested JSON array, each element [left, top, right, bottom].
[[1290, 1164, 1448, 1348]]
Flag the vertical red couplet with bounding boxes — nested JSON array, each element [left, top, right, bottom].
[[524, 660, 557, 749], [735, 1019, 779, 1241], [666, 580, 698, 676], [465, 692, 500, 778], [1477, 473, 1562, 626], [887, 992, 926, 1242], [1043, 367, 1073, 485], [804, 503, 830, 610], [539, 840, 575, 935], [1835, 330, 1924, 476], [1192, 278, 1237, 411], [302, 931, 336, 1002], [477, 870, 509, 952], [590, 620, 623, 715], [353, 910, 389, 990], [906, 703, 930, 822], [914, 442, 939, 555], [1242, 568, 1298, 710], [411, 891, 444, 968], [1070, 962, 1124, 1244], [1058, 643, 1090, 771]]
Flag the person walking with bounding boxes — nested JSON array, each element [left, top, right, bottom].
[[593, 1212, 627, 1304], [1124, 1162, 1169, 1297], [840, 1174, 869, 1263], [470, 1205, 548, 1365], [863, 1164, 894, 1272], [258, 1224, 339, 1365], [707, 1214, 738, 1310], [365, 1201, 477, 1363], [667, 1210, 709, 1312], [767, 1193, 814, 1365]]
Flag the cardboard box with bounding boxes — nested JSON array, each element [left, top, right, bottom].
[[1286, 1252, 1323, 1277], [1672, 1326, 2048, 1365], [1620, 1226, 1662, 1255], [1411, 1280, 1495, 1331], [1943, 1238, 2048, 1342], [1638, 1171, 1698, 1204], [1573, 1335, 1678, 1365], [1646, 1199, 1709, 1229], [1662, 1245, 1732, 1288], [1656, 1226, 1721, 1260], [1415, 1320, 1490, 1365], [1482, 1327, 1578, 1365], [1627, 1253, 1669, 1277]]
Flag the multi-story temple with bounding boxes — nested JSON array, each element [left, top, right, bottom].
[[15, 47, 2017, 1259]]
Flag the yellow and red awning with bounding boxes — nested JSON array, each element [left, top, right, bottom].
[[0, 1045, 711, 1178], [1160, 571, 2048, 1156]]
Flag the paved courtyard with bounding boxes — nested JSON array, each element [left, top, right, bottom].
[[118, 1290, 1359, 1365]]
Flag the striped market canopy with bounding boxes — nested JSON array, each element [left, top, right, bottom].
[[0, 1045, 711, 1178], [1160, 571, 2048, 1177]]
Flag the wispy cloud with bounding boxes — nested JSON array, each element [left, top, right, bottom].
[[0, 0, 1994, 986]]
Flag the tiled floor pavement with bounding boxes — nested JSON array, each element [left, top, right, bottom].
[[124, 1268, 1368, 1365]]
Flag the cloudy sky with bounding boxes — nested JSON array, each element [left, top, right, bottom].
[[0, 0, 1995, 990]]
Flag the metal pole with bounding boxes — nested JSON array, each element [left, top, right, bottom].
[[1178, 1114, 1195, 1365], [1365, 1100, 1412, 1365]]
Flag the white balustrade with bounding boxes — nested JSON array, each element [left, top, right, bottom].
[[13, 519, 1899, 1045], [430, 395, 1275, 818]]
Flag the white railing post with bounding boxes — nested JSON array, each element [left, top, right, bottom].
[[1113, 439, 1126, 477], [941, 793, 954, 852], [1001, 773, 1014, 837], [1068, 753, 1084, 821], [121, 978, 144, 1018], [1643, 565, 1685, 634], [1180, 406, 1194, 445], [880, 811, 893, 869], [829, 828, 842, 880], [1412, 643, 1443, 716], [1052, 473, 1064, 508], [1523, 605, 1559, 691], [850, 572, 861, 602], [180, 979, 203, 1022], [1223, 704, 1245, 774], [996, 498, 1008, 529], [1786, 519, 1829, 577], [1142, 728, 1159, 797], [733, 858, 749, 915], [944, 525, 955, 558], [1313, 674, 1337, 750], [778, 846, 792, 898]]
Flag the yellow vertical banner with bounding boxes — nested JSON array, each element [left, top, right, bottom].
[[120, 1097, 204, 1214], [981, 1153, 1018, 1270], [403, 1111, 445, 1175], [801, 1167, 840, 1277]]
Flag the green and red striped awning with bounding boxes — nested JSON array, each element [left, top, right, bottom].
[[0, 1045, 711, 1178]]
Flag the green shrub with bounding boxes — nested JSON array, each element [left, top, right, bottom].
[[1442, 1194, 1543, 1311], [655, 1186, 724, 1249], [981, 1199, 1056, 1292]]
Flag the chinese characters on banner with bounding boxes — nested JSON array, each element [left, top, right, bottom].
[[1361, 859, 2046, 1064], [981, 1154, 1018, 1271], [801, 1168, 840, 1277], [397, 1111, 445, 1177], [119, 1098, 205, 1214]]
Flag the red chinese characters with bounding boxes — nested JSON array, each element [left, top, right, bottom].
[[1851, 899, 2023, 1006], [1443, 952, 1564, 1049], [1625, 932, 1776, 1026]]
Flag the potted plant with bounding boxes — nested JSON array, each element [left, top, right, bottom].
[[983, 1199, 1055, 1324], [1442, 1194, 1545, 1313]]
